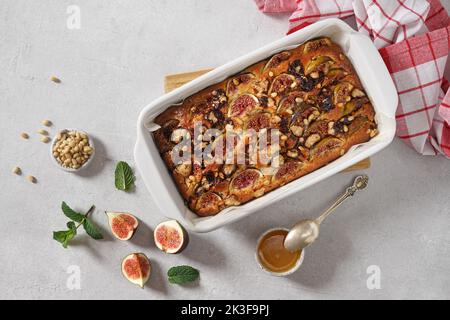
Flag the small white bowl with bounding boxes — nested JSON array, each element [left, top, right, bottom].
[[255, 227, 305, 277], [50, 129, 95, 173]]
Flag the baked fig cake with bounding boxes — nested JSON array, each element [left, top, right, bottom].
[[153, 37, 378, 217]]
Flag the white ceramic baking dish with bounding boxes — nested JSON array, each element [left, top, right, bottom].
[[134, 18, 398, 233]]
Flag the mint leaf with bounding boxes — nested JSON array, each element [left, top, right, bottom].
[[67, 221, 77, 235], [53, 229, 75, 249], [115, 161, 135, 191], [167, 265, 199, 284], [61, 201, 84, 223], [83, 218, 103, 240]]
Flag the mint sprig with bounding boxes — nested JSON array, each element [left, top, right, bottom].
[[114, 161, 135, 191], [167, 265, 200, 285], [53, 202, 103, 248]]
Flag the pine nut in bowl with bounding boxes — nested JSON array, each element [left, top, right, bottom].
[[50, 129, 95, 172]]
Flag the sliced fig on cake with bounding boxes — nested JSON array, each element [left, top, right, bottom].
[[310, 137, 344, 159], [230, 169, 263, 192], [323, 68, 347, 86], [246, 112, 272, 132], [106, 212, 139, 241], [273, 161, 303, 182], [291, 105, 320, 126], [121, 253, 151, 288], [226, 73, 256, 96], [194, 192, 224, 216], [333, 82, 354, 105], [228, 94, 259, 117], [303, 37, 332, 54], [264, 51, 291, 70], [154, 220, 189, 254], [304, 55, 334, 75], [305, 120, 328, 138], [269, 74, 296, 96]]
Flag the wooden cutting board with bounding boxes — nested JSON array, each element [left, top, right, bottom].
[[164, 69, 370, 172]]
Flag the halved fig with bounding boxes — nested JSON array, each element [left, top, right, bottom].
[[121, 253, 151, 288], [305, 120, 328, 137], [323, 68, 347, 86], [230, 169, 262, 191], [264, 51, 291, 70], [343, 97, 368, 116], [304, 56, 334, 75], [226, 73, 256, 96], [303, 37, 332, 54], [195, 192, 224, 216], [277, 92, 305, 115], [269, 74, 296, 96], [347, 116, 369, 135], [154, 220, 189, 254], [291, 105, 320, 126], [106, 212, 139, 241], [333, 82, 354, 105], [274, 161, 302, 181], [228, 94, 259, 117], [310, 137, 344, 159], [246, 112, 271, 132]]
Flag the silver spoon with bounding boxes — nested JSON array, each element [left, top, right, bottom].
[[284, 175, 369, 252]]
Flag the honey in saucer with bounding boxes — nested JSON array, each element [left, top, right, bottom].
[[257, 229, 302, 274]]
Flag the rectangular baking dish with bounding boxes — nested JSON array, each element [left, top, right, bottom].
[[134, 18, 398, 233]]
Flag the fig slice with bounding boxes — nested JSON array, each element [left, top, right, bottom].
[[333, 82, 354, 105], [226, 72, 256, 96], [106, 212, 139, 241], [154, 220, 189, 254], [195, 192, 224, 216], [303, 37, 332, 54], [304, 55, 334, 75], [269, 74, 296, 96], [310, 137, 344, 159], [264, 51, 291, 70], [230, 169, 263, 191], [121, 253, 151, 288], [228, 94, 259, 117], [246, 112, 272, 132]]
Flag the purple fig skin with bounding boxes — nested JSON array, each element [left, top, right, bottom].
[[154, 220, 189, 254]]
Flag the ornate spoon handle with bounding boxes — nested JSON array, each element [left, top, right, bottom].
[[315, 175, 369, 225]]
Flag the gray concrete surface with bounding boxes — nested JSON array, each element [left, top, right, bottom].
[[0, 0, 449, 300]]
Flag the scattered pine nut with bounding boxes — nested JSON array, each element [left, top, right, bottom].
[[27, 175, 37, 183], [37, 129, 49, 136], [50, 76, 61, 83], [40, 136, 50, 143], [12, 167, 22, 175], [21, 132, 29, 140], [41, 120, 52, 127]]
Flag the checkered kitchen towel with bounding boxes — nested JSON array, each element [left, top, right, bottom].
[[255, 0, 450, 157]]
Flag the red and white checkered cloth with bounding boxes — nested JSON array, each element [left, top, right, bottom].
[[255, 0, 450, 157]]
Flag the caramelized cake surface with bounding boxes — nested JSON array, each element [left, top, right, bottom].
[[153, 38, 378, 216]]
